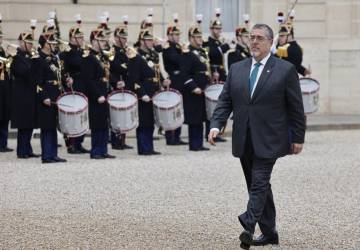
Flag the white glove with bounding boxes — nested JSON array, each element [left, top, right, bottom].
[[141, 95, 151, 102], [98, 96, 106, 103]]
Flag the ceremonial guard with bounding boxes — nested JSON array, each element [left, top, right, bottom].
[[10, 25, 40, 158], [59, 14, 89, 154], [33, 26, 68, 163], [227, 15, 251, 69], [275, 11, 311, 76], [203, 9, 230, 82], [109, 15, 133, 150], [181, 23, 210, 151], [127, 28, 169, 155], [0, 18, 13, 153], [81, 27, 115, 159], [161, 13, 187, 146], [202, 10, 229, 142]]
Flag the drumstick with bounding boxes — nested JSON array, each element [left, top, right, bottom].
[[52, 101, 74, 108]]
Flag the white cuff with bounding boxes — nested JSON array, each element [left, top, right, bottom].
[[210, 128, 220, 133]]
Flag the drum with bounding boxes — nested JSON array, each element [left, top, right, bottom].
[[107, 90, 138, 133], [204, 83, 224, 120], [152, 89, 184, 131], [57, 92, 89, 137], [300, 78, 320, 114]]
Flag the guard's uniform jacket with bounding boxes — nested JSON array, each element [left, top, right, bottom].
[[227, 44, 251, 70], [0, 46, 11, 124], [109, 45, 129, 90], [162, 41, 183, 92], [10, 48, 37, 129], [276, 40, 306, 76], [33, 50, 63, 129], [0, 45, 12, 151], [181, 45, 210, 125], [59, 43, 86, 94], [127, 48, 162, 127], [82, 49, 110, 130], [203, 36, 230, 82]]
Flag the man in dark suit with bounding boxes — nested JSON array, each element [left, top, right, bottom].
[[208, 24, 305, 249]]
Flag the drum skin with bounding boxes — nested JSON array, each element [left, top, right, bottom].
[[107, 90, 138, 133], [299, 78, 320, 114], [204, 83, 224, 120], [152, 89, 184, 131], [57, 92, 89, 137]]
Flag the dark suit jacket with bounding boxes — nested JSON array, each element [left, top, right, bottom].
[[210, 54, 305, 159]]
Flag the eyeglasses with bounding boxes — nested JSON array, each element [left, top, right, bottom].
[[249, 35, 268, 42]]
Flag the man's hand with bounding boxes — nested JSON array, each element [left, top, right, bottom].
[[117, 80, 125, 89], [66, 77, 73, 87], [208, 129, 220, 146], [43, 98, 51, 107], [98, 96, 106, 104], [192, 87, 202, 95], [291, 143, 303, 155], [304, 68, 312, 77], [141, 95, 151, 102]]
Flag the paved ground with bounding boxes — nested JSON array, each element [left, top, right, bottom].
[[1, 130, 359, 249]]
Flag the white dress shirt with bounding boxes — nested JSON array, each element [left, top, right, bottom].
[[210, 52, 272, 134]]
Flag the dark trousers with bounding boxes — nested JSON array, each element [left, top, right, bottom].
[[165, 127, 181, 145], [239, 131, 277, 236], [136, 126, 154, 154], [188, 123, 204, 150], [17, 129, 34, 157], [0, 120, 9, 149], [40, 129, 58, 160], [91, 129, 108, 157]]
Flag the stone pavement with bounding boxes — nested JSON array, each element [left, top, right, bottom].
[[0, 130, 360, 249]]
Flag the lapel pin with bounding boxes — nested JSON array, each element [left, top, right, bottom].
[[267, 70, 270, 73]]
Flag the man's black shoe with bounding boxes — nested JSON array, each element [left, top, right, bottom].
[[67, 147, 82, 154], [240, 242, 250, 250], [112, 145, 123, 150], [239, 230, 253, 247], [18, 155, 29, 159], [28, 153, 41, 158], [253, 233, 279, 246], [214, 137, 227, 142], [122, 144, 133, 149], [177, 140, 188, 145], [53, 157, 67, 163], [190, 147, 210, 151], [42, 159, 56, 164], [103, 154, 116, 159], [0, 147, 13, 152], [91, 155, 105, 159], [78, 146, 90, 154], [151, 151, 161, 155]]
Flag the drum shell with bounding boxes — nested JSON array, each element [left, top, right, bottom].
[[57, 92, 89, 137], [204, 83, 224, 120], [300, 78, 320, 114], [152, 89, 184, 131], [107, 90, 139, 133]]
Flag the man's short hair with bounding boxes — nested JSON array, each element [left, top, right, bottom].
[[251, 24, 274, 40]]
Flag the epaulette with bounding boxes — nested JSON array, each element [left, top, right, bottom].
[[126, 46, 137, 59], [134, 83, 141, 90], [276, 43, 290, 58], [163, 41, 170, 49], [36, 85, 43, 93], [82, 49, 90, 58]]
